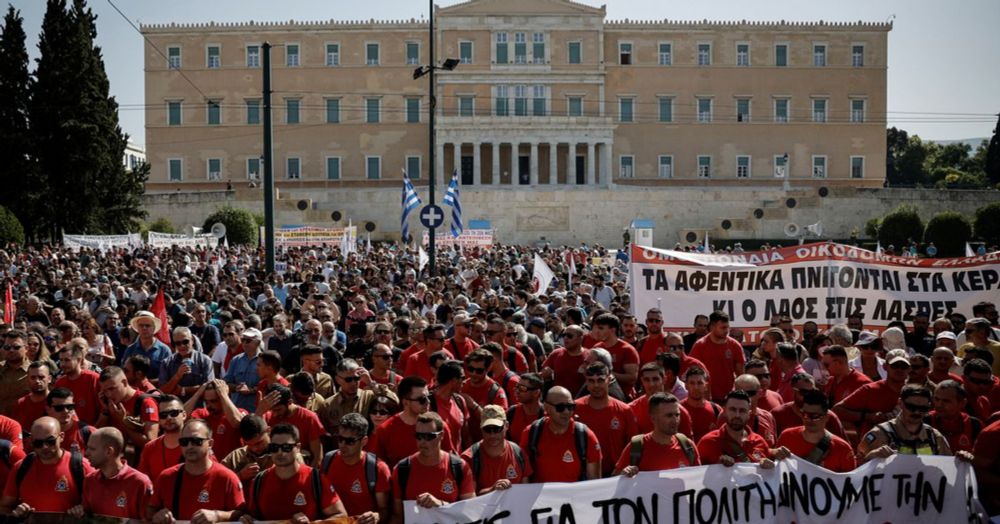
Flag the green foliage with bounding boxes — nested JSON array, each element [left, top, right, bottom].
[[252, 212, 265, 229], [147, 217, 174, 234], [886, 127, 993, 189], [864, 217, 882, 238], [203, 207, 257, 246], [877, 204, 924, 249], [974, 202, 1000, 246], [0, 6, 36, 240], [0, 206, 24, 245], [923, 212, 972, 257], [988, 116, 1000, 187]]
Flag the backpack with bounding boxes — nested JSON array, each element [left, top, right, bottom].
[[78, 422, 94, 447], [0, 440, 11, 468], [321, 450, 378, 498], [396, 453, 464, 499], [468, 441, 525, 481], [628, 434, 695, 468], [486, 382, 502, 405], [252, 467, 324, 520], [429, 393, 468, 419], [499, 370, 518, 396], [17, 449, 85, 498], [875, 421, 939, 455], [527, 420, 589, 480], [132, 392, 156, 418]]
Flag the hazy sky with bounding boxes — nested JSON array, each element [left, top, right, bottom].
[[9, 0, 1000, 147]]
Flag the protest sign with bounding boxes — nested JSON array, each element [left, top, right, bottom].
[[405, 455, 985, 524], [629, 242, 1000, 342], [147, 231, 216, 249], [63, 233, 142, 251], [259, 226, 355, 247], [422, 229, 495, 249]]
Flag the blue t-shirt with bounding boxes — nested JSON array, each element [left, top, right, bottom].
[[121, 339, 172, 379], [224, 352, 261, 412]]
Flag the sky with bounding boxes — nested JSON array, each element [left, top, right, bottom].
[[9, 0, 1000, 148]]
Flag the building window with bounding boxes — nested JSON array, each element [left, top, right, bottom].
[[246, 45, 260, 68], [167, 101, 182, 126], [737, 155, 751, 178], [812, 156, 827, 178], [568, 96, 583, 117], [736, 43, 750, 66], [851, 99, 865, 123], [812, 99, 827, 123], [532, 32, 545, 64], [286, 44, 300, 67], [167, 46, 181, 69], [532, 86, 546, 116], [366, 43, 380, 65], [698, 156, 712, 178], [207, 45, 220, 68], [514, 33, 527, 64], [697, 98, 712, 123], [286, 99, 300, 124], [366, 156, 381, 180], [619, 42, 632, 65], [568, 41, 581, 64], [736, 98, 751, 122], [326, 43, 340, 66], [366, 98, 380, 123], [207, 158, 222, 181], [513, 85, 528, 116], [496, 32, 508, 64], [775, 43, 788, 67], [207, 100, 221, 125], [459, 96, 474, 117], [851, 156, 865, 179], [326, 157, 341, 180], [247, 157, 260, 180], [620, 156, 634, 178], [406, 156, 421, 179], [406, 42, 420, 65], [774, 98, 789, 123], [658, 97, 673, 122], [495, 85, 509, 116], [406, 98, 420, 123], [852, 45, 864, 67], [658, 43, 672, 65], [813, 44, 826, 67], [774, 155, 788, 177], [326, 99, 340, 124], [619, 97, 634, 123], [168, 158, 183, 181], [697, 43, 711, 66], [287, 158, 301, 179], [460, 41, 473, 64], [658, 156, 673, 178]]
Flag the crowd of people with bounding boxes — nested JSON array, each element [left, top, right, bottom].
[[0, 242, 998, 523]]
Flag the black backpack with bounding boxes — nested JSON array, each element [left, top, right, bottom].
[[628, 434, 695, 467], [16, 449, 85, 498], [0, 439, 11, 468], [252, 467, 324, 520], [396, 453, 464, 499], [527, 419, 589, 480], [321, 450, 378, 499]]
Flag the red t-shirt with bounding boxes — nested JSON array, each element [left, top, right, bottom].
[[690, 336, 746, 402], [432, 394, 468, 452], [121, 391, 159, 424], [502, 345, 530, 374], [138, 435, 184, 483], [575, 396, 638, 476], [369, 370, 403, 388], [0, 416, 23, 450], [265, 406, 326, 446], [461, 440, 532, 489], [776, 427, 856, 473], [322, 451, 390, 517], [368, 414, 455, 467], [628, 394, 693, 438], [972, 419, 1000, 492], [614, 433, 701, 472], [593, 340, 640, 377], [2, 451, 95, 511], [391, 452, 475, 502], [825, 369, 872, 404], [445, 337, 479, 361], [507, 404, 544, 441], [716, 408, 778, 446], [929, 411, 979, 453], [55, 370, 101, 424], [582, 333, 600, 349], [82, 464, 153, 518], [681, 399, 722, 442], [247, 464, 338, 520], [771, 402, 847, 440], [404, 349, 454, 383], [150, 461, 245, 519], [11, 395, 46, 435], [462, 379, 509, 410], [758, 390, 785, 412], [256, 375, 290, 398], [517, 419, 602, 483], [190, 407, 246, 460], [0, 444, 25, 494], [397, 343, 424, 369], [635, 334, 668, 365], [542, 348, 587, 395], [494, 371, 521, 402], [696, 425, 771, 465], [835, 379, 903, 436], [678, 355, 708, 381]]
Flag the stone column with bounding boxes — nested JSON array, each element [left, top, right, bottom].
[[472, 142, 481, 186], [566, 142, 575, 185], [491, 142, 500, 186], [603, 142, 614, 188], [549, 143, 558, 185], [586, 142, 596, 186], [529, 142, 539, 186], [511, 142, 519, 185]]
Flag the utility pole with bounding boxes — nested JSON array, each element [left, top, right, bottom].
[[262, 42, 275, 274], [427, 0, 437, 276]]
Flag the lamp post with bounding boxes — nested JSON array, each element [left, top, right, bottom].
[[262, 42, 275, 274]]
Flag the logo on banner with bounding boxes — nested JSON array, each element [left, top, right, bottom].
[[532, 277, 542, 294], [441, 480, 455, 495], [506, 465, 518, 479], [55, 476, 69, 492], [198, 489, 210, 503], [115, 492, 127, 508], [562, 450, 574, 463], [351, 480, 363, 493], [293, 491, 307, 506]]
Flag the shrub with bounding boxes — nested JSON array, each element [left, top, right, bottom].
[[0, 206, 25, 245], [974, 202, 1000, 246], [877, 204, 924, 250], [202, 207, 258, 246], [147, 217, 175, 234], [864, 217, 881, 238], [923, 212, 972, 257]]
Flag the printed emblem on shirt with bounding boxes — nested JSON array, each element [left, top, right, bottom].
[[610, 417, 620, 430], [115, 492, 127, 508], [561, 450, 574, 463], [217, 425, 226, 435], [55, 476, 69, 492], [506, 465, 517, 479], [351, 479, 363, 494], [959, 435, 970, 447], [724, 350, 732, 359], [198, 489, 210, 503], [441, 479, 455, 495], [293, 491, 307, 506]]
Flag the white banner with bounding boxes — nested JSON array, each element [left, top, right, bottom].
[[147, 231, 216, 249], [406, 455, 985, 524], [258, 226, 357, 248], [629, 242, 1000, 343], [63, 233, 142, 252], [422, 229, 495, 249]]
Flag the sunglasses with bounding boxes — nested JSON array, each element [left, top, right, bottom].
[[801, 411, 825, 421], [415, 431, 442, 441], [51, 404, 76, 413], [483, 330, 500, 336], [32, 436, 58, 449], [370, 409, 391, 416], [173, 339, 192, 346], [267, 443, 297, 453], [646, 319, 662, 324], [160, 409, 183, 419], [2, 345, 24, 350], [668, 344, 685, 350], [178, 437, 207, 447], [751, 373, 770, 379], [466, 366, 486, 375], [407, 395, 430, 405], [505, 333, 516, 337], [966, 376, 993, 386], [482, 426, 504, 434], [903, 401, 930, 414], [373, 353, 392, 360], [547, 402, 576, 413], [339, 376, 360, 383], [516, 385, 539, 393], [742, 390, 759, 397], [337, 435, 364, 445]]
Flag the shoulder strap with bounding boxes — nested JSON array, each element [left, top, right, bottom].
[[15, 453, 35, 493], [321, 449, 339, 475], [364, 452, 378, 497], [675, 434, 696, 465], [925, 424, 940, 455], [310, 467, 324, 520], [573, 422, 588, 480], [397, 457, 412, 499], [876, 422, 900, 447], [133, 393, 153, 417], [528, 419, 544, 462], [506, 406, 517, 424], [0, 439, 10, 468], [448, 453, 464, 488], [487, 382, 501, 404], [173, 466, 187, 517], [501, 370, 517, 394], [969, 417, 983, 441], [803, 431, 833, 465], [710, 402, 721, 419], [509, 441, 526, 474], [70, 449, 84, 497], [79, 422, 94, 445], [628, 434, 644, 467], [388, 370, 398, 383], [469, 442, 482, 480]]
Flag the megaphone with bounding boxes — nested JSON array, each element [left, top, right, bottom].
[[805, 222, 823, 237], [784, 223, 801, 238], [210, 222, 227, 239], [187, 225, 204, 237]]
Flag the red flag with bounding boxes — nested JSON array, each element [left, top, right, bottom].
[[149, 288, 171, 345], [3, 283, 13, 324]]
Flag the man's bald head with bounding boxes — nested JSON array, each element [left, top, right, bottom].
[[733, 374, 760, 391], [31, 416, 61, 438], [91, 427, 125, 455], [545, 386, 571, 404]]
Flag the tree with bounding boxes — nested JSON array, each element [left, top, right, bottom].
[[878, 204, 924, 249], [0, 7, 36, 239], [203, 207, 258, 246], [987, 114, 1000, 187], [0, 206, 25, 245], [886, 127, 909, 186], [923, 212, 972, 257], [974, 202, 1000, 246], [146, 217, 174, 234]]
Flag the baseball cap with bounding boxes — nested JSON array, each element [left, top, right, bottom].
[[480, 405, 506, 429], [885, 349, 910, 367], [241, 328, 263, 341], [855, 331, 879, 346], [935, 331, 956, 341]]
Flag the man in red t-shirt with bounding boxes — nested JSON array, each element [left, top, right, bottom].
[[633, 308, 669, 365], [391, 412, 475, 516], [506, 373, 545, 440], [11, 362, 50, 433], [833, 349, 909, 438], [973, 418, 1000, 515], [629, 363, 693, 437], [718, 374, 778, 446], [541, 325, 588, 395], [55, 342, 102, 425], [257, 383, 325, 466], [665, 333, 707, 380], [690, 311, 746, 403], [146, 419, 245, 523], [431, 361, 472, 452], [0, 417, 95, 517], [518, 386, 601, 483], [185, 379, 247, 460], [243, 423, 346, 522], [591, 314, 640, 398], [929, 347, 963, 385], [772, 373, 847, 440], [322, 413, 390, 524], [681, 367, 722, 442], [138, 395, 186, 483], [744, 359, 784, 411], [445, 314, 480, 360], [461, 405, 531, 495], [74, 427, 153, 519], [368, 376, 455, 467], [575, 362, 639, 476], [462, 349, 509, 410], [404, 324, 453, 383], [776, 391, 856, 473], [697, 391, 782, 467], [929, 379, 982, 454], [822, 345, 872, 405], [96, 366, 159, 455], [615, 393, 701, 476]]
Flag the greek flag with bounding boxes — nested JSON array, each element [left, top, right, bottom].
[[443, 170, 463, 238], [401, 169, 422, 244]]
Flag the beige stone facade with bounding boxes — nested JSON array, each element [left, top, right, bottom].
[[141, 0, 890, 193]]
